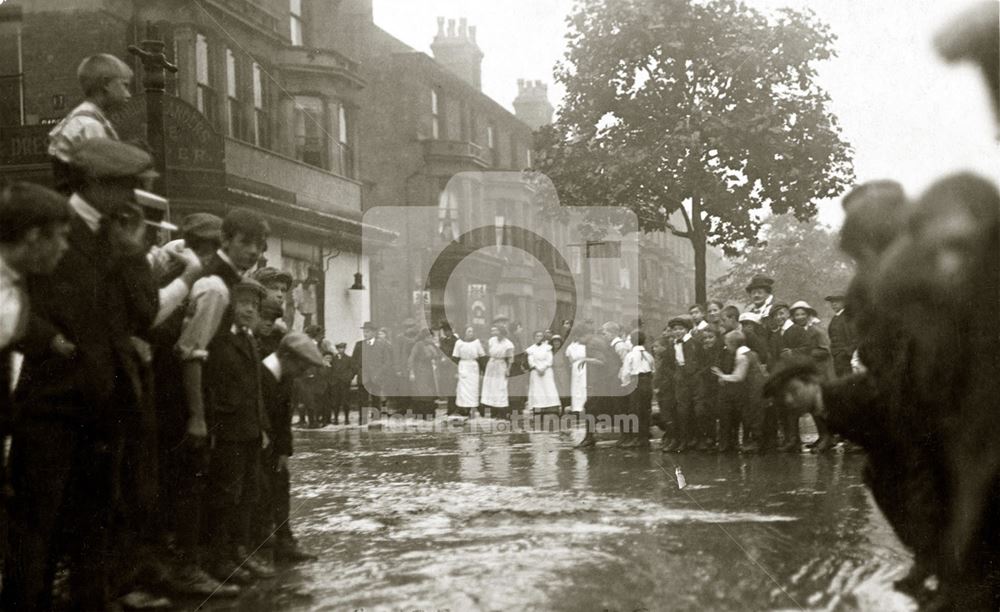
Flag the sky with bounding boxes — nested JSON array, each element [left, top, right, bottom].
[[373, 0, 1000, 229]]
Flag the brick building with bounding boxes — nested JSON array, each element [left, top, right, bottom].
[[0, 0, 393, 346]]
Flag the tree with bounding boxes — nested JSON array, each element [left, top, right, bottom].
[[532, 0, 854, 303], [711, 214, 854, 312]]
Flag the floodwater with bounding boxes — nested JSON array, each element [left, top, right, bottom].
[[200, 416, 918, 612]]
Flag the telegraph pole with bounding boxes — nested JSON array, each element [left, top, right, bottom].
[[128, 21, 177, 195]]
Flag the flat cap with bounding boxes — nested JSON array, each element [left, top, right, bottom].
[[231, 278, 267, 301], [763, 356, 820, 399], [252, 266, 293, 289], [667, 316, 693, 330], [180, 213, 222, 242], [260, 296, 284, 319], [68, 137, 157, 180], [738, 312, 762, 324], [280, 332, 326, 367]]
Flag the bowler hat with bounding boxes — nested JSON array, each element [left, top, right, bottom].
[[181, 213, 222, 243], [789, 300, 818, 317], [361, 321, 376, 331], [68, 138, 158, 181], [824, 294, 846, 302], [763, 356, 820, 399], [745, 275, 775, 294], [279, 332, 326, 367], [667, 316, 693, 331]]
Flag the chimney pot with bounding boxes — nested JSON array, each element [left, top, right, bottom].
[[469, 25, 477, 42], [437, 16, 445, 35], [459, 17, 467, 38], [448, 18, 456, 36]]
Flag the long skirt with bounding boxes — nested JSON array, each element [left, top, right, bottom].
[[480, 358, 509, 408], [455, 359, 481, 408]]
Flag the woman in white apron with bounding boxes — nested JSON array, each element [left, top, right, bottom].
[[480, 324, 514, 419], [452, 326, 485, 417], [526, 331, 561, 415], [565, 333, 588, 412]]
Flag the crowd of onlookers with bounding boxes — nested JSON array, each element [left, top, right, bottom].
[[303, 275, 856, 459], [0, 54, 331, 609]]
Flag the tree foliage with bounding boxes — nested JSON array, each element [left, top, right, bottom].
[[533, 0, 855, 301], [711, 214, 854, 311]]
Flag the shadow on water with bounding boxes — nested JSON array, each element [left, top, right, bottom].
[[197, 422, 918, 611]]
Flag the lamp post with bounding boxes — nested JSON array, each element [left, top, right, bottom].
[[128, 21, 177, 195]]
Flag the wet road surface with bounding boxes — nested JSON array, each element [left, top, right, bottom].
[[202, 417, 918, 611]]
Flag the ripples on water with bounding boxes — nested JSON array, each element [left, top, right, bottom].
[[201, 423, 919, 612]]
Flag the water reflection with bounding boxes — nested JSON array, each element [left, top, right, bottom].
[[204, 429, 918, 612]]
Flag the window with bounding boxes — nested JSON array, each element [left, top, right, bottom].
[[526, 147, 532, 168], [289, 0, 304, 46], [337, 103, 354, 178], [293, 95, 325, 168], [430, 89, 440, 139], [437, 180, 459, 241], [195, 34, 217, 127], [0, 17, 24, 126], [486, 124, 495, 165], [226, 48, 241, 138], [252, 62, 269, 148]]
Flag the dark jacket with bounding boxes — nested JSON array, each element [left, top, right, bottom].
[[328, 352, 355, 384], [15, 216, 155, 424], [261, 366, 293, 457], [828, 312, 857, 376], [204, 325, 268, 442]]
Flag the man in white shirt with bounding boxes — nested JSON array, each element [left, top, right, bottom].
[[620, 331, 655, 449]]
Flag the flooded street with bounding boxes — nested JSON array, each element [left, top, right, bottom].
[[206, 418, 918, 611]]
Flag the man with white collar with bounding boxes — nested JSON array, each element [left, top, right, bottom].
[[745, 275, 776, 325]]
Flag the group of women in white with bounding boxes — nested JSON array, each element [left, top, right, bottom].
[[450, 324, 588, 416]]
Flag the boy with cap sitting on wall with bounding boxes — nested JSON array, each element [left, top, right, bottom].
[[48, 54, 133, 194], [257, 332, 324, 562], [202, 278, 275, 583]]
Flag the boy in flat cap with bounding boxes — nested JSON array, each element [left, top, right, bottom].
[[3, 139, 162, 610], [48, 54, 133, 193], [256, 332, 324, 563], [202, 278, 275, 582], [171, 208, 267, 589]]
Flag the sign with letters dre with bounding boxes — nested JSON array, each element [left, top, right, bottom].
[[0, 125, 49, 165]]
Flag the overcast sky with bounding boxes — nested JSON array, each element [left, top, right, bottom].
[[373, 0, 1000, 228]]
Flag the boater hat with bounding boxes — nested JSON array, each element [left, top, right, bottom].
[[789, 300, 818, 317]]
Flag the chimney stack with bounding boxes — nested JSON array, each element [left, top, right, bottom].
[[431, 16, 484, 90], [513, 79, 555, 130]]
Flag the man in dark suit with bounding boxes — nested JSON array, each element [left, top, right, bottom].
[[825, 294, 856, 378], [352, 321, 390, 420], [328, 342, 355, 424], [663, 316, 704, 453], [437, 323, 460, 415], [3, 139, 159, 610], [258, 332, 324, 563]]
